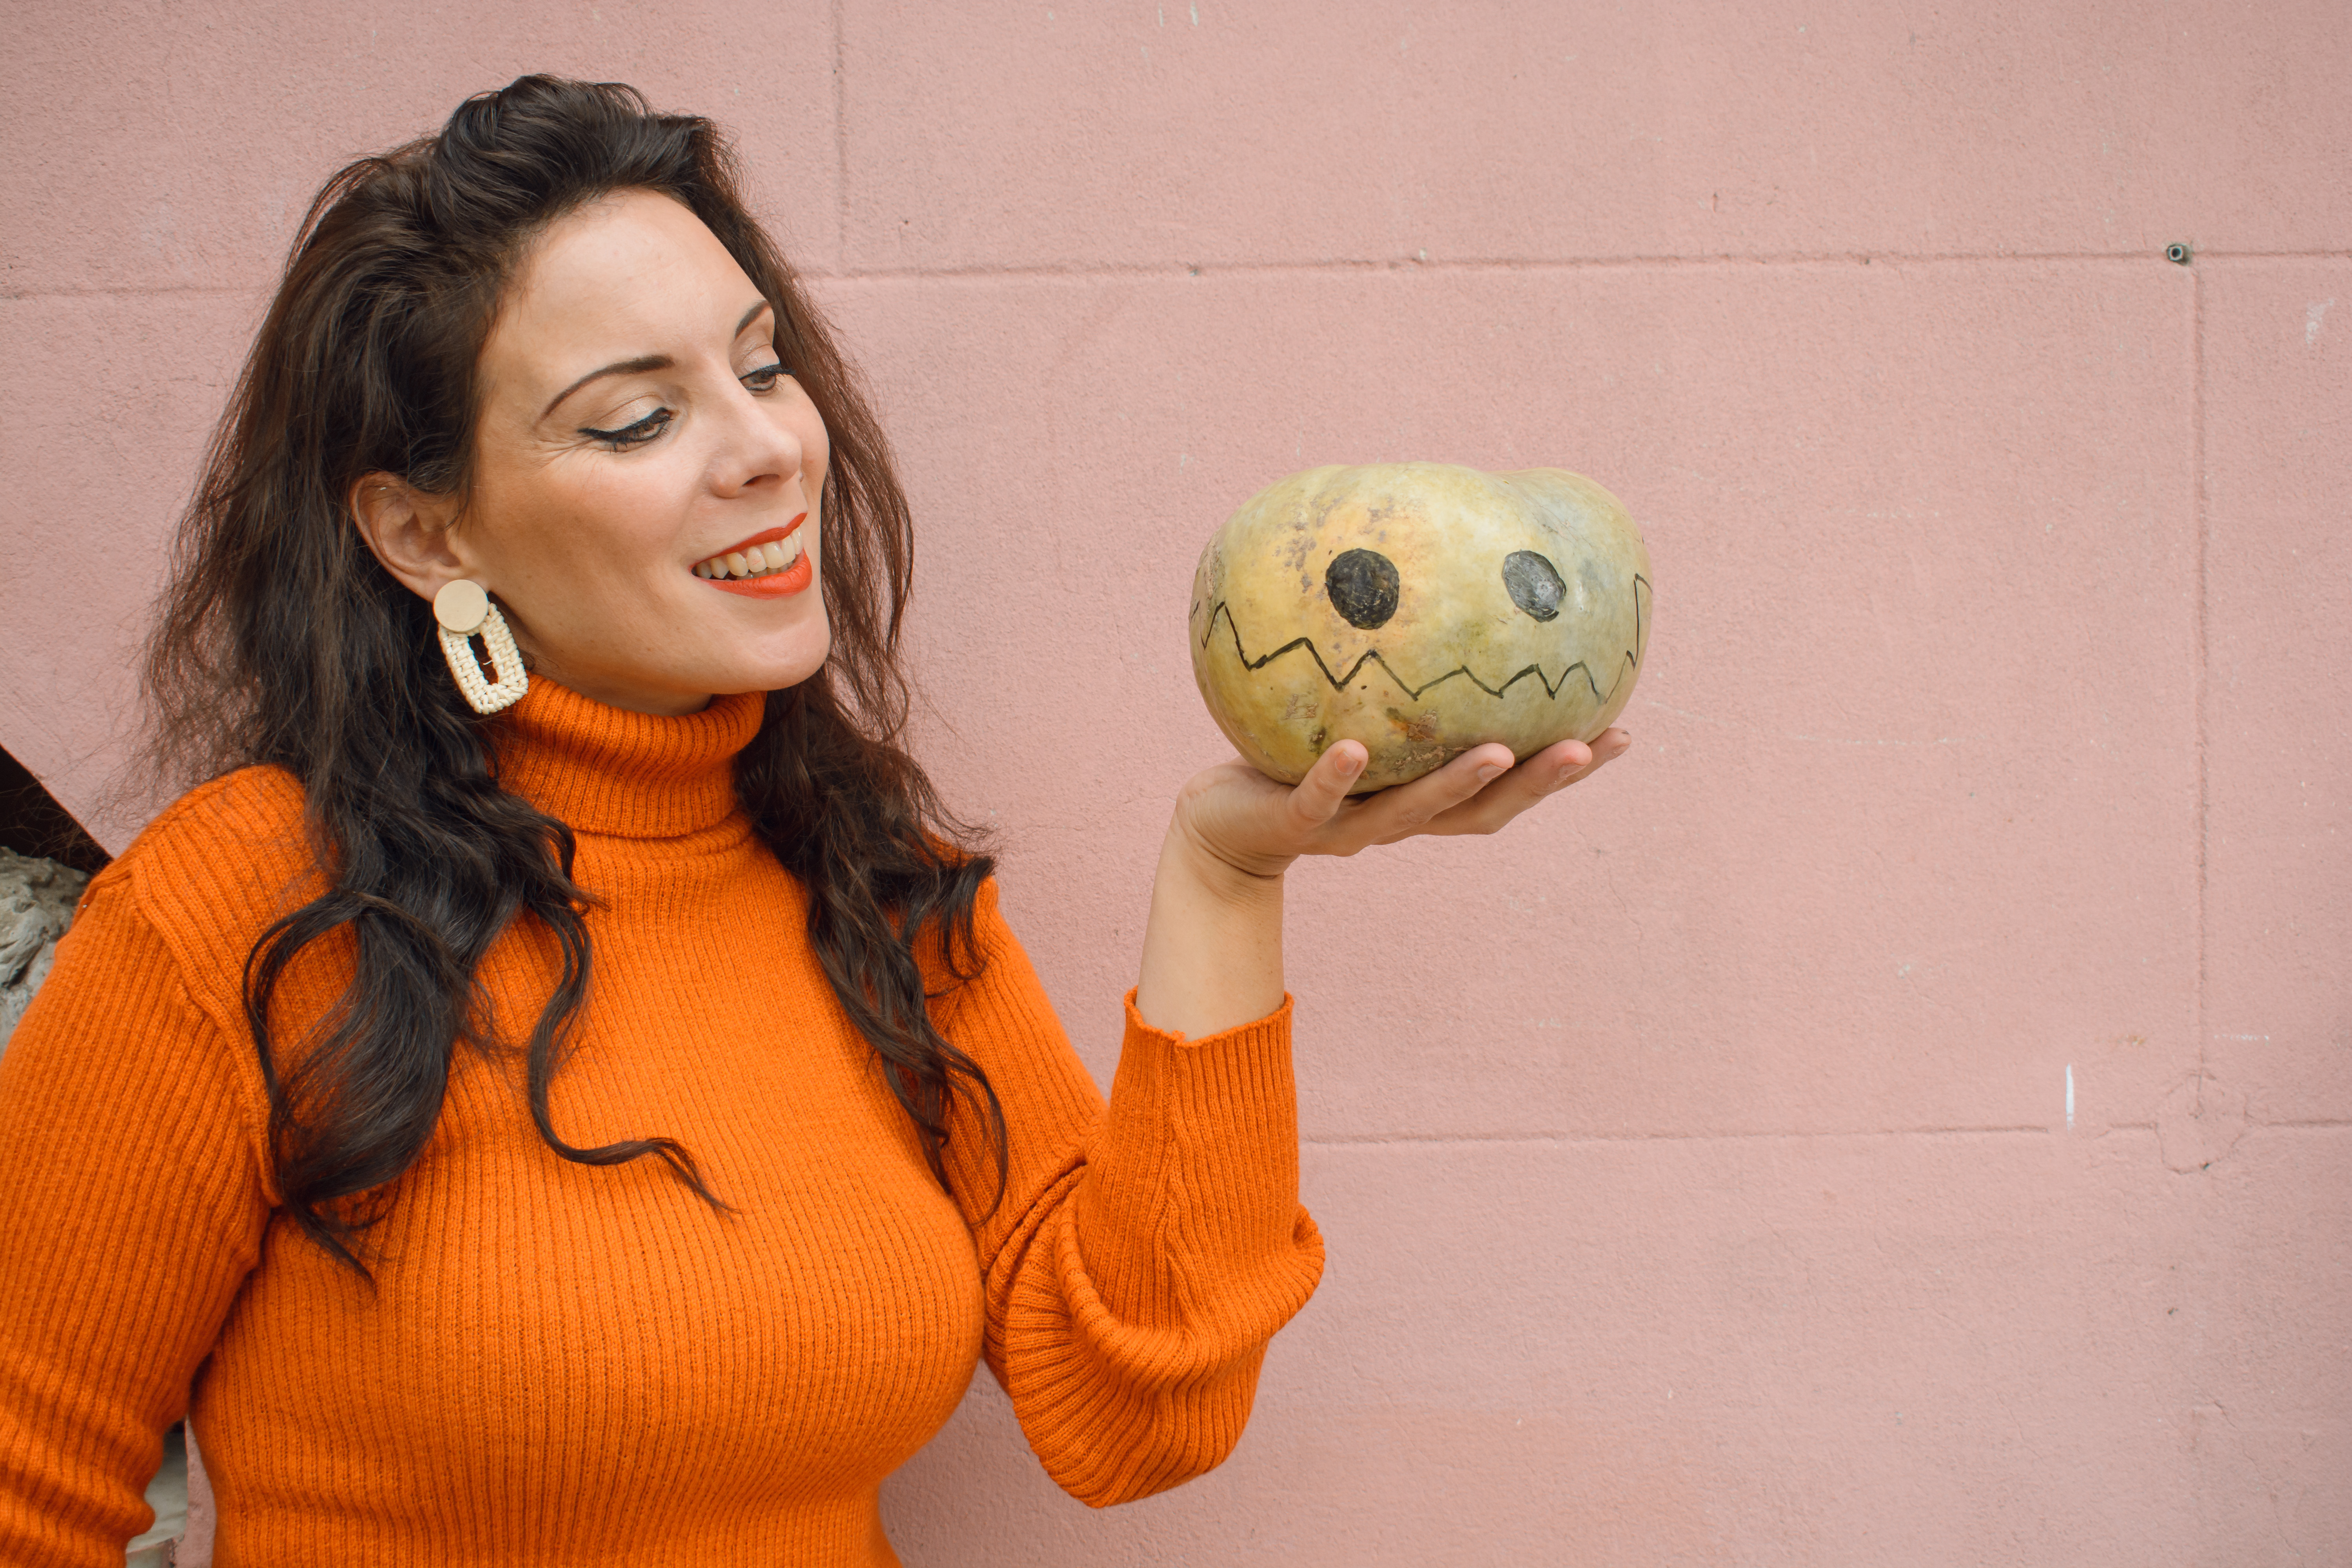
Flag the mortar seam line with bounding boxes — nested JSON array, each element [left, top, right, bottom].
[[831, 0, 847, 273], [2192, 255, 2210, 1109], [0, 286, 256, 301], [1302, 1118, 2352, 1147], [11, 250, 2348, 303], [801, 249, 2352, 282], [1305, 1127, 2056, 1147]]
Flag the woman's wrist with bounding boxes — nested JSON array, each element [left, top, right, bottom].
[[1134, 815, 1289, 1037], [1164, 812, 1291, 907]]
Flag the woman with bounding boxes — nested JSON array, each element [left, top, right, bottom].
[[0, 78, 1626, 1564]]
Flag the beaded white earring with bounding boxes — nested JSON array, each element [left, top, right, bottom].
[[432, 579, 529, 715]]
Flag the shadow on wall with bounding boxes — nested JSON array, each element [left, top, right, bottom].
[[0, 745, 107, 1059], [0, 746, 109, 877]]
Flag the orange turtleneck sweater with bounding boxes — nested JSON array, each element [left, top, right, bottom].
[[0, 680, 1324, 1566]]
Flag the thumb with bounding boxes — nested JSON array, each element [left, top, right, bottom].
[[1287, 740, 1366, 829]]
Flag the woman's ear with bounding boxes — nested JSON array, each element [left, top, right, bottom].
[[350, 474, 475, 604]]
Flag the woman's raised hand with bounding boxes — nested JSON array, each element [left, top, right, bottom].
[[1171, 729, 1635, 884], [1135, 729, 1631, 1037]]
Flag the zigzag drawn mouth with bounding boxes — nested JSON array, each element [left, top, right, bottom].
[[1195, 574, 1650, 704]]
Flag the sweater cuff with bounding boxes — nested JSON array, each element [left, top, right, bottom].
[[1084, 989, 1306, 1308], [1118, 988, 1294, 1053]]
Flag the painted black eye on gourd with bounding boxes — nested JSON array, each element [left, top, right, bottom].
[[1325, 548, 1400, 630], [1501, 550, 1566, 622]]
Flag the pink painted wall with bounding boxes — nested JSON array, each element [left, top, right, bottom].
[[5, 2, 2347, 1560]]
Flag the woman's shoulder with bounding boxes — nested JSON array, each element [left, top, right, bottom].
[[21, 773, 296, 1205], [109, 763, 311, 878], [89, 764, 322, 969]]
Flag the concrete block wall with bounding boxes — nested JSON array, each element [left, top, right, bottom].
[[2, 3, 2344, 1561]]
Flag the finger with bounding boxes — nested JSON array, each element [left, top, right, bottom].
[[1441, 737, 1587, 824], [1287, 739, 1367, 831], [1377, 746, 1555, 840], [1394, 732, 1622, 840], [1553, 727, 1631, 788], [1344, 742, 1516, 844]]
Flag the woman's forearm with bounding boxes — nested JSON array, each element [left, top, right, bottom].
[[1132, 820, 1289, 1038]]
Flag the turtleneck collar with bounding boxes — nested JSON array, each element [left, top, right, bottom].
[[492, 677, 767, 839]]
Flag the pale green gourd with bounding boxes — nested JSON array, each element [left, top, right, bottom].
[[1189, 462, 1652, 792]]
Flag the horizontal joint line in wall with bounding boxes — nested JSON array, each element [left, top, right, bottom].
[[805, 248, 2352, 285], [0, 285, 256, 302], [2071, 1118, 2351, 1131], [12, 250, 2346, 304], [1305, 1125, 2053, 1147], [1306, 1118, 2352, 1148]]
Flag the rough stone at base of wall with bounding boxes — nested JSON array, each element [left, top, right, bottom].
[[0, 849, 191, 1563], [125, 1423, 189, 1565], [0, 845, 91, 1056]]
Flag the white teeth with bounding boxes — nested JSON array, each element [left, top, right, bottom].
[[695, 532, 806, 580]]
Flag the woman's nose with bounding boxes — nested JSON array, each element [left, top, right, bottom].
[[712, 387, 801, 496]]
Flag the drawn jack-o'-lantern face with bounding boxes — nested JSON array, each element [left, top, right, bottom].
[[1189, 462, 1651, 792]]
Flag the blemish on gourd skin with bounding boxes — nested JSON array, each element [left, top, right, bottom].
[[1577, 558, 1605, 615], [1374, 708, 1441, 744]]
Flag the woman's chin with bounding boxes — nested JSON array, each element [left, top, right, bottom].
[[722, 628, 834, 696]]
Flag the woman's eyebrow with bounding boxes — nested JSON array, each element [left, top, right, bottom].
[[543, 354, 671, 420], [541, 303, 771, 420]]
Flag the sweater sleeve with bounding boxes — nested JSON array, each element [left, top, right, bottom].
[[0, 872, 272, 1566], [927, 881, 1325, 1507]]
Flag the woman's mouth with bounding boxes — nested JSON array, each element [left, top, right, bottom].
[[694, 515, 812, 597]]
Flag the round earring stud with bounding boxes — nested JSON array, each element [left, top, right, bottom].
[[433, 579, 491, 635]]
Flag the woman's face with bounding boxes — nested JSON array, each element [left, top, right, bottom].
[[365, 188, 832, 716]]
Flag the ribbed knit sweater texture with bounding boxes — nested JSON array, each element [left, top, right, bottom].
[[0, 679, 1324, 1566]]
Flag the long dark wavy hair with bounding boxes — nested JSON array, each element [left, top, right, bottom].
[[142, 75, 1004, 1272]]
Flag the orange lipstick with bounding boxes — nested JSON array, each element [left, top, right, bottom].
[[700, 513, 813, 599]]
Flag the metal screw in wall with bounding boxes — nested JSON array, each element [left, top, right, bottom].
[[2165, 242, 2192, 265]]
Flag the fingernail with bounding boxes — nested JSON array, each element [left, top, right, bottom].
[[1336, 750, 1362, 775], [1476, 763, 1504, 783]]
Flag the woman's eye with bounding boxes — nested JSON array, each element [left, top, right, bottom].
[[742, 363, 790, 394], [580, 407, 673, 450]]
